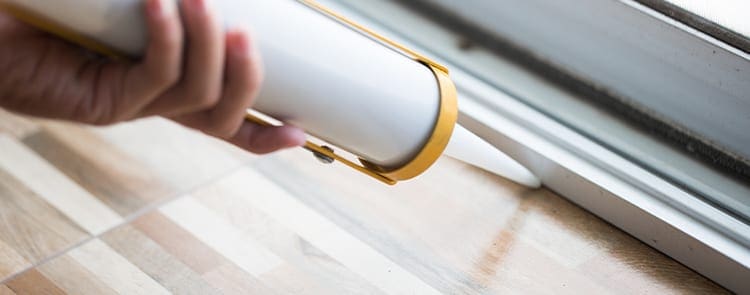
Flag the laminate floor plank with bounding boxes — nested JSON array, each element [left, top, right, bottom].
[[159, 197, 285, 277], [0, 240, 27, 282], [201, 264, 279, 295], [5, 269, 65, 295], [0, 110, 38, 139], [0, 117, 261, 282], [67, 239, 172, 295], [12, 210, 276, 294], [193, 185, 387, 295], [82, 118, 256, 189], [132, 211, 279, 293], [131, 212, 228, 275], [26, 118, 257, 212], [0, 168, 88, 280], [0, 135, 123, 235], [36, 254, 119, 295], [248, 149, 728, 294], [101, 225, 222, 295], [23, 126, 171, 216], [199, 167, 442, 295], [0, 114, 730, 293], [0, 285, 15, 295], [159, 195, 350, 292], [1, 167, 420, 294]]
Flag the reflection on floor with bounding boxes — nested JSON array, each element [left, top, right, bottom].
[[0, 109, 727, 294]]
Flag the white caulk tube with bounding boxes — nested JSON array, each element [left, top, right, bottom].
[[1, 0, 540, 187]]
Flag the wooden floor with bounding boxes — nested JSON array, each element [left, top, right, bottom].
[[0, 109, 728, 294]]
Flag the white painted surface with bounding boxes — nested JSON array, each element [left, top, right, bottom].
[[665, 0, 750, 38]]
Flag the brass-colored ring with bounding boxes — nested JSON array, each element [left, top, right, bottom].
[[361, 64, 458, 181]]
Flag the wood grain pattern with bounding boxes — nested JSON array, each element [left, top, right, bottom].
[[101, 225, 221, 295], [67, 239, 171, 295], [0, 109, 263, 282], [193, 185, 386, 295], [0, 135, 123, 235], [23, 125, 170, 216], [36, 254, 118, 295], [0, 110, 730, 294], [206, 168, 443, 295], [0, 168, 88, 280], [132, 212, 280, 293], [201, 264, 278, 295], [0, 285, 15, 295], [160, 197, 285, 277], [6, 269, 65, 295], [0, 109, 38, 138], [131, 212, 227, 275], [0, 239, 29, 281], [251, 150, 728, 294], [84, 118, 255, 189]]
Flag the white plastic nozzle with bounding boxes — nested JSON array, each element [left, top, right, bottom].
[[445, 124, 541, 188]]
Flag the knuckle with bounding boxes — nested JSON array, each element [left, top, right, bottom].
[[152, 66, 180, 88], [72, 98, 114, 126], [74, 92, 139, 126], [89, 107, 125, 126], [186, 89, 221, 110], [80, 109, 116, 126], [89, 117, 116, 126]]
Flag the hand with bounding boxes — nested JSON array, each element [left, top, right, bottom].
[[0, 0, 305, 154]]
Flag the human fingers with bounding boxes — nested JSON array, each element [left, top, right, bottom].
[[227, 122, 306, 155], [116, 0, 183, 120], [172, 28, 262, 138], [140, 0, 225, 117]]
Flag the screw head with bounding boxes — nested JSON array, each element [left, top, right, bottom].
[[313, 146, 335, 164]]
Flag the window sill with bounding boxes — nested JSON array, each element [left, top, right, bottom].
[[321, 0, 750, 291]]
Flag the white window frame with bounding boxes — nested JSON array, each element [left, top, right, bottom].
[[318, 0, 750, 292], [412, 0, 750, 167], [393, 0, 750, 223]]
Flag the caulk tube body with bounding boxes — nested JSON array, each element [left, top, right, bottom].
[[2, 0, 442, 169]]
